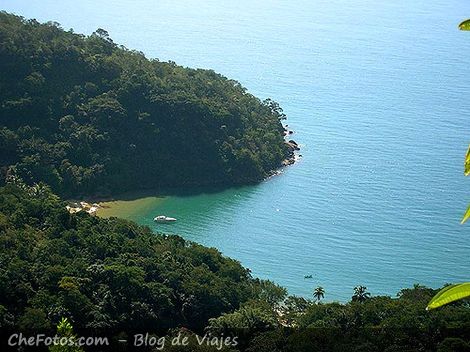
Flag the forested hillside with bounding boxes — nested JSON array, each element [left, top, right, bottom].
[[0, 182, 279, 333], [0, 12, 292, 197], [1, 11, 470, 352], [1, 182, 470, 351]]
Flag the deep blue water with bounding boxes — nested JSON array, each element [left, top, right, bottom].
[[2, 0, 470, 301]]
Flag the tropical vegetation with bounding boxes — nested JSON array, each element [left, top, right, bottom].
[[0, 183, 469, 350], [352, 285, 371, 303], [313, 286, 325, 303], [0, 181, 282, 333], [1, 11, 470, 351], [0, 12, 292, 198]]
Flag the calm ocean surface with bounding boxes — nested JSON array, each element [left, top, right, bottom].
[[3, 0, 470, 301]]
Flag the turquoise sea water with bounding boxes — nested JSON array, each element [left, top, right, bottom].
[[2, 0, 470, 301]]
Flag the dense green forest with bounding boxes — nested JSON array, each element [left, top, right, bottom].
[[0, 182, 276, 333], [1, 11, 470, 351], [0, 12, 292, 197], [1, 182, 470, 351]]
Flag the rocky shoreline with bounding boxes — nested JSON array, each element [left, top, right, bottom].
[[282, 123, 301, 166], [283, 140, 300, 165]]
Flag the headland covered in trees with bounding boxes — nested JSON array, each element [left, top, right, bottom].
[[0, 12, 297, 198]]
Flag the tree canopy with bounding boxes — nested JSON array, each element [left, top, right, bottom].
[[1, 182, 470, 350], [0, 12, 292, 197], [0, 183, 267, 333]]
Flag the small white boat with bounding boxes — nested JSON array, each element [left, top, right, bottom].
[[154, 215, 177, 223]]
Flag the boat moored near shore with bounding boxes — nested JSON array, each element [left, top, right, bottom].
[[154, 215, 177, 223]]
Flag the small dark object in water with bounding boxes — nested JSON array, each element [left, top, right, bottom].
[[304, 275, 313, 279]]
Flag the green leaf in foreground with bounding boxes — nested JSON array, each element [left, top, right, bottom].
[[462, 205, 470, 224], [465, 145, 470, 176], [459, 19, 470, 31], [427, 283, 470, 310]]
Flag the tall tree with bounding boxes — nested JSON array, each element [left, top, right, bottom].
[[352, 286, 371, 303], [49, 318, 84, 352], [313, 286, 325, 303]]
